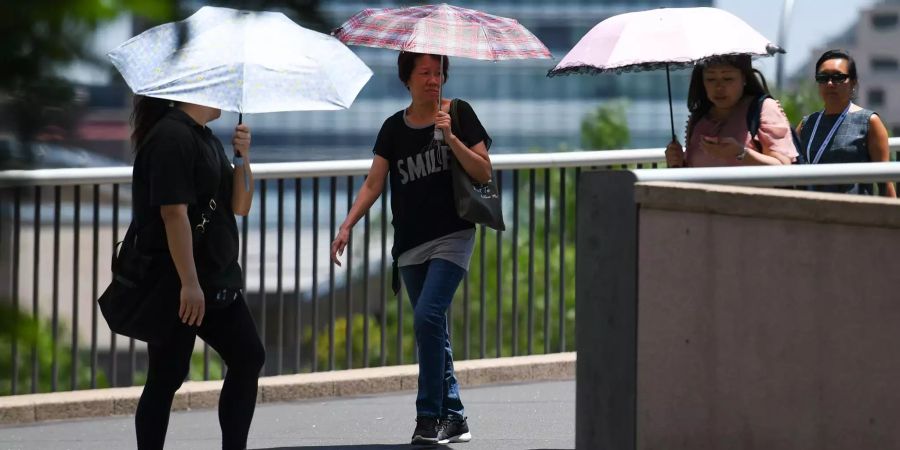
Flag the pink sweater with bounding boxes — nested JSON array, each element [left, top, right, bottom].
[[685, 96, 798, 167]]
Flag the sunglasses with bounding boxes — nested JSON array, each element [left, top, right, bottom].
[[815, 73, 851, 84]]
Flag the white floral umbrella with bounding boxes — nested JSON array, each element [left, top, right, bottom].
[[109, 6, 373, 114]]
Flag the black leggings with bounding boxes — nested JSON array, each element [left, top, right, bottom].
[[135, 298, 265, 450]]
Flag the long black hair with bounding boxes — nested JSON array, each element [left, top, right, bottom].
[[685, 55, 770, 140], [130, 95, 173, 150]]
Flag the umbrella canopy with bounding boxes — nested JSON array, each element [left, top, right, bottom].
[[333, 3, 551, 61], [109, 6, 373, 114], [547, 7, 782, 141], [548, 7, 782, 76]]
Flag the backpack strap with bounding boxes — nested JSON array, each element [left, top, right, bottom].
[[746, 93, 771, 151]]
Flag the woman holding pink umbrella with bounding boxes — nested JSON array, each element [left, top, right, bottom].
[[547, 8, 795, 167], [665, 55, 797, 167]]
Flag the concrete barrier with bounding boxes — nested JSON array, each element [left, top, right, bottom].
[[576, 171, 900, 450]]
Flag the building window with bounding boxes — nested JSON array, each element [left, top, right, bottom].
[[871, 57, 899, 72], [532, 25, 572, 51], [869, 88, 885, 107], [872, 13, 899, 30]]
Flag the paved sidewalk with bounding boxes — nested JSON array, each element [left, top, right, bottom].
[[0, 380, 575, 450], [0, 353, 575, 426]]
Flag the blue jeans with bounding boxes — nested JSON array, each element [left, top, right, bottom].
[[400, 258, 466, 418]]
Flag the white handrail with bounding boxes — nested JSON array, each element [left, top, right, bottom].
[[633, 161, 900, 186], [2, 138, 899, 188], [0, 149, 667, 187]]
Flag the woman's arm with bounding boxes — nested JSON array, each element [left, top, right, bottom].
[[741, 98, 795, 165], [699, 137, 789, 165], [160, 204, 205, 326], [331, 156, 389, 266], [746, 146, 792, 165], [436, 109, 492, 183], [231, 124, 254, 215], [867, 114, 897, 197]]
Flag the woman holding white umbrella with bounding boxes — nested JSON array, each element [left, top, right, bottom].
[[129, 96, 265, 450], [104, 6, 374, 448]]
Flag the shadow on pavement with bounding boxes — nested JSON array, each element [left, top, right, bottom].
[[254, 445, 448, 449], [255, 447, 570, 450]]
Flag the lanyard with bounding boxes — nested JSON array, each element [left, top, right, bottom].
[[806, 104, 851, 165]]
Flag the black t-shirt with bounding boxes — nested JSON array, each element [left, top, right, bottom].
[[131, 108, 242, 289], [373, 99, 491, 257]]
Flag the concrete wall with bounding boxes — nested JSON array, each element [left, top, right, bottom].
[[576, 172, 900, 450]]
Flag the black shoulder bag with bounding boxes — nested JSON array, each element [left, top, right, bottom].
[[98, 220, 178, 344], [98, 197, 223, 343], [448, 99, 506, 231]]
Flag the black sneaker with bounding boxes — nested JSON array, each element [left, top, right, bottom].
[[411, 416, 441, 445], [438, 416, 472, 444]]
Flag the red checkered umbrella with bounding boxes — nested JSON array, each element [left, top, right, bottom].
[[333, 3, 551, 61], [334, 3, 549, 139]]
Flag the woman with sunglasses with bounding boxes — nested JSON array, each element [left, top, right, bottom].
[[798, 49, 896, 196]]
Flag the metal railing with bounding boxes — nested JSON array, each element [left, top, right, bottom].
[[1, 140, 899, 395]]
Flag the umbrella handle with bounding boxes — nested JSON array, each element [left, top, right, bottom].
[[666, 64, 676, 143], [234, 113, 243, 157], [235, 113, 250, 192], [434, 57, 445, 142]]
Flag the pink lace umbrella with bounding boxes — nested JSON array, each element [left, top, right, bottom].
[[334, 3, 551, 137], [548, 7, 783, 141]]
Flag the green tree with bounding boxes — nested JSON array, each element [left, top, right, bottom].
[[0, 303, 108, 395], [773, 80, 822, 127], [0, 1, 173, 168], [580, 101, 631, 150]]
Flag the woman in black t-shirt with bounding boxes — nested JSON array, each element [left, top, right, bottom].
[[128, 96, 265, 450], [331, 52, 491, 445]]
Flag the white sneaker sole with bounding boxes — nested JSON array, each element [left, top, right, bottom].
[[438, 432, 472, 444]]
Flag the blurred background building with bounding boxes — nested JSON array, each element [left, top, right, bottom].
[[10, 0, 897, 169], [791, 0, 900, 136], [3, 0, 713, 170], [238, 0, 709, 161]]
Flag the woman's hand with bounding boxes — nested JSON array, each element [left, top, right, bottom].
[[330, 226, 351, 267], [435, 110, 453, 138], [179, 282, 205, 326], [699, 135, 744, 161], [665, 139, 685, 167], [232, 124, 251, 158]]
